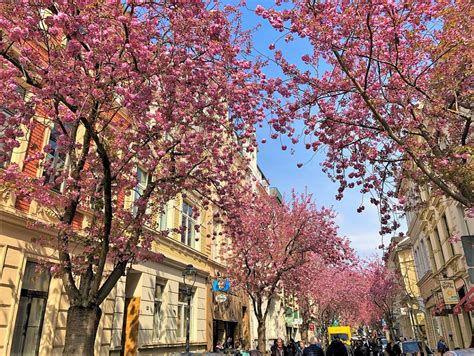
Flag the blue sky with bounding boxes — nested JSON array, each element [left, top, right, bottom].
[[237, 1, 390, 258]]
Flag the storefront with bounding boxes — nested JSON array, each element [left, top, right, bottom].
[[211, 291, 246, 350], [284, 307, 302, 341]]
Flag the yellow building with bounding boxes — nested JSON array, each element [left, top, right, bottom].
[[402, 182, 473, 350], [386, 236, 426, 341], [0, 112, 258, 355]]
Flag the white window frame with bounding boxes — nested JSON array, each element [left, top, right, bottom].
[[211, 220, 223, 262], [153, 279, 166, 341], [42, 124, 69, 193], [159, 202, 169, 231], [133, 166, 149, 217], [181, 201, 197, 248], [176, 286, 193, 340], [0, 107, 13, 168]]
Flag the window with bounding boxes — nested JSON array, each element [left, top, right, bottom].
[[133, 167, 149, 217], [0, 107, 14, 168], [426, 236, 438, 271], [414, 250, 421, 278], [43, 125, 67, 192], [211, 220, 223, 263], [153, 280, 166, 340], [1, 86, 25, 168], [457, 205, 471, 235], [419, 239, 431, 275], [11, 261, 51, 356], [441, 214, 455, 258], [159, 202, 169, 231], [181, 201, 196, 247], [177, 287, 192, 339], [433, 227, 445, 266]]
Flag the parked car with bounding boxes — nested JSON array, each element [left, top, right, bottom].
[[444, 349, 474, 356], [401, 341, 434, 356]]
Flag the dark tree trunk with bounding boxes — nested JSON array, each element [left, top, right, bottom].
[[257, 319, 266, 353], [63, 305, 102, 355]]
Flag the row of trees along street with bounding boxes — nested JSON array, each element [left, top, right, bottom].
[[0, 0, 471, 354]]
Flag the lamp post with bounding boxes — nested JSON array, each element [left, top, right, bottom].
[[182, 264, 197, 355]]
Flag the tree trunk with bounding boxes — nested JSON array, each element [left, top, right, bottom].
[[63, 305, 102, 355], [257, 319, 267, 353]]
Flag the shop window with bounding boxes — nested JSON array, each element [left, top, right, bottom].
[[177, 286, 193, 339], [11, 261, 51, 356], [153, 279, 166, 341], [43, 124, 67, 192], [181, 201, 197, 248]]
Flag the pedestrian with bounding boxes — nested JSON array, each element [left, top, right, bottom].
[[353, 341, 363, 356], [373, 339, 383, 356], [392, 339, 401, 356], [384, 342, 393, 356], [272, 338, 287, 356], [360, 342, 370, 356], [303, 336, 324, 356], [224, 336, 233, 350], [437, 336, 449, 355], [215, 341, 224, 353], [296, 341, 305, 356], [326, 336, 348, 356], [286, 338, 297, 356]]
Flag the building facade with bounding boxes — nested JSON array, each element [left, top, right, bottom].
[[403, 184, 473, 350], [386, 236, 426, 341], [0, 104, 271, 355]]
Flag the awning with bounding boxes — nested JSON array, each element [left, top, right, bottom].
[[453, 287, 474, 314]]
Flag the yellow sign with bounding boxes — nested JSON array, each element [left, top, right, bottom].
[[440, 279, 459, 305]]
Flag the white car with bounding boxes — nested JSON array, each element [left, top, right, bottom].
[[444, 349, 474, 356]]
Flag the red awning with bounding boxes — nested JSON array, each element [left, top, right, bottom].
[[453, 287, 474, 314]]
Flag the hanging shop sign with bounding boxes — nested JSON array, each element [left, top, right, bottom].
[[215, 293, 228, 303], [212, 277, 230, 292], [440, 279, 460, 305]]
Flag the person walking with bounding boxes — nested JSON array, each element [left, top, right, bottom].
[[296, 341, 305, 356], [287, 339, 297, 356], [392, 339, 402, 356], [437, 336, 449, 355], [303, 337, 325, 356], [326, 337, 348, 356], [272, 338, 288, 356], [384, 342, 394, 356]]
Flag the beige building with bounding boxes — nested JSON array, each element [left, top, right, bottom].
[[0, 109, 265, 355], [403, 183, 473, 350], [386, 235, 426, 341]]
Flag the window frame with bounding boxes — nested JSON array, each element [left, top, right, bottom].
[[152, 279, 166, 342], [176, 286, 193, 340], [180, 201, 197, 248], [0, 107, 14, 168], [11, 261, 51, 356], [132, 166, 149, 217], [42, 124, 68, 193]]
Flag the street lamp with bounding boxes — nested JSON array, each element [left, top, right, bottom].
[[182, 264, 197, 355]]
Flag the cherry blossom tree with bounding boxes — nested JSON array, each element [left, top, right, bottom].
[[285, 259, 371, 347], [364, 259, 405, 340], [0, 1, 266, 353], [226, 192, 352, 352], [256, 0, 473, 235]]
